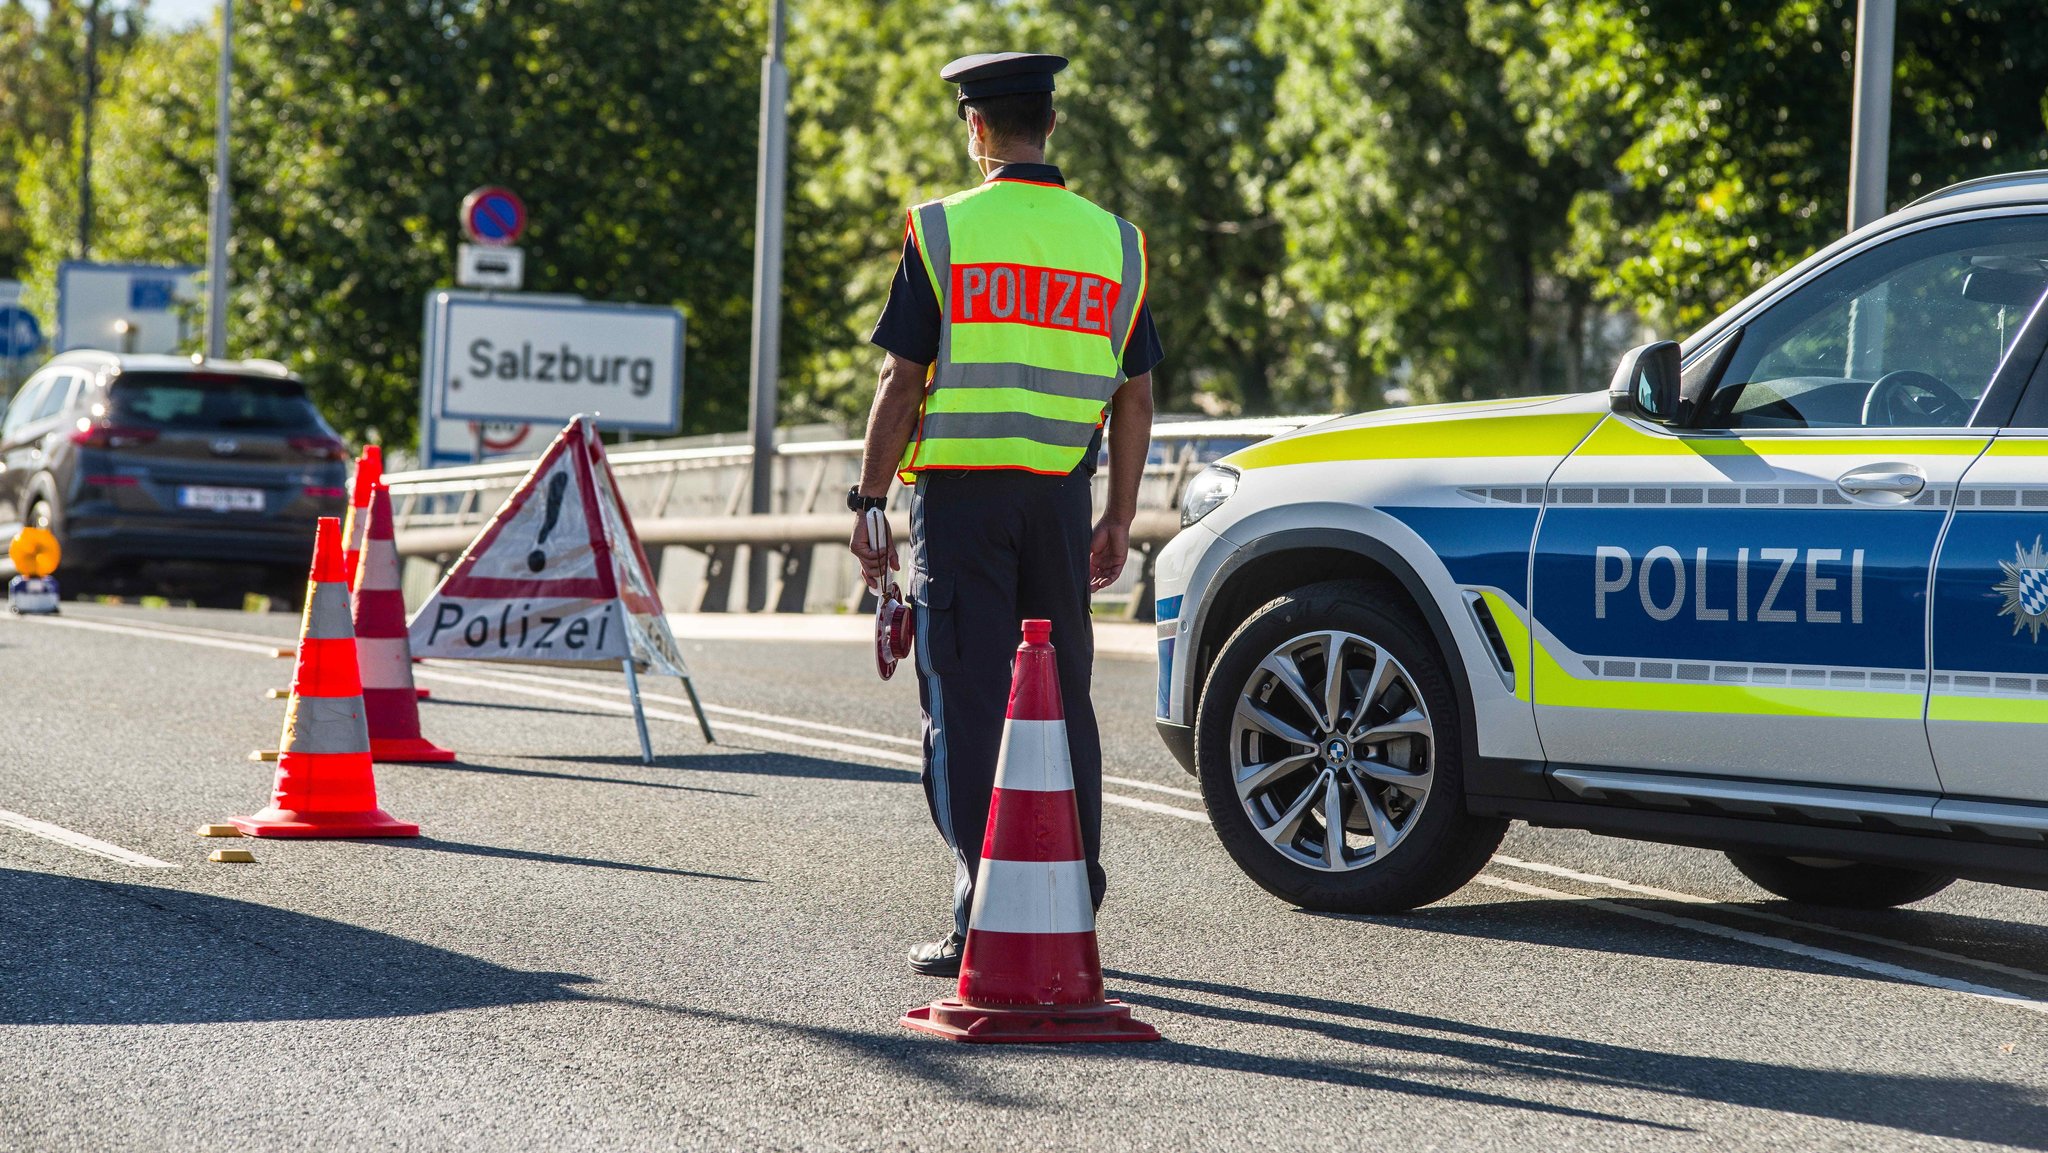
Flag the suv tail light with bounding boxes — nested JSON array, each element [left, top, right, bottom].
[[70, 419, 160, 449], [289, 434, 351, 462]]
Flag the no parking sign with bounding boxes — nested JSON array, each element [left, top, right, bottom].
[[461, 186, 526, 247]]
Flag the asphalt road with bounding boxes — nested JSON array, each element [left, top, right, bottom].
[[2, 602, 2045, 1151]]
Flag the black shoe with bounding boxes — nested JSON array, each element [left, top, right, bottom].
[[908, 932, 963, 977]]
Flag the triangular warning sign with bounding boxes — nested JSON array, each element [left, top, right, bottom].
[[409, 416, 688, 679]]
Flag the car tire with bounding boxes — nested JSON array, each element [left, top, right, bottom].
[[1195, 580, 1506, 913], [1726, 852, 1956, 908]]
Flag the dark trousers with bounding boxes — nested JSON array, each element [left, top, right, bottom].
[[910, 467, 1105, 937]]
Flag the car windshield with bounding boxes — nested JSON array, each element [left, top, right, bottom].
[[109, 372, 323, 432]]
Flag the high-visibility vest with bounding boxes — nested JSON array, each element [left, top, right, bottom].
[[898, 178, 1147, 479]]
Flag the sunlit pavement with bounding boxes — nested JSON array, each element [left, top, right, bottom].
[[2, 604, 2044, 1151]]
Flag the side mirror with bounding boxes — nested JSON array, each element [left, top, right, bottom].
[[1608, 340, 1682, 423]]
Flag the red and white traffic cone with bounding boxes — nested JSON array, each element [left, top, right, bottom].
[[354, 481, 454, 763], [900, 618, 1159, 1044], [341, 445, 382, 590], [229, 517, 418, 838]]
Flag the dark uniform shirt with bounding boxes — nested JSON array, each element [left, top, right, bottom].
[[868, 163, 1165, 378]]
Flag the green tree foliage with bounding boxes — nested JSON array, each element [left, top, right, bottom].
[[0, 0, 148, 278], [785, 0, 1307, 419], [10, 1, 2048, 441], [18, 0, 761, 443], [13, 23, 213, 329], [1498, 0, 2048, 333], [1262, 0, 1614, 402]]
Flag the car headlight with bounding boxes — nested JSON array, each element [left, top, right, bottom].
[[1180, 465, 1240, 528]]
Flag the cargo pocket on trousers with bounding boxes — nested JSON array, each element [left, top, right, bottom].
[[911, 571, 962, 676]]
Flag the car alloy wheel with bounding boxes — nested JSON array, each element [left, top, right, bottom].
[[1229, 629, 1434, 872]]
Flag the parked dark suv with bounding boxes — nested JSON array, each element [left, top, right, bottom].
[[0, 352, 350, 607]]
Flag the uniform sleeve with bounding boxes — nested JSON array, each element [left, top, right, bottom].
[[868, 229, 941, 366], [1122, 301, 1164, 379]]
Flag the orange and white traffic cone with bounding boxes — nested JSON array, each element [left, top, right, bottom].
[[228, 517, 419, 838], [900, 619, 1159, 1044], [354, 482, 454, 763], [341, 444, 382, 590]]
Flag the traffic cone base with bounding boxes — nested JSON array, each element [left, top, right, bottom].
[[229, 807, 418, 839], [900, 997, 1159, 1044], [369, 736, 457, 763], [901, 618, 1158, 1044]]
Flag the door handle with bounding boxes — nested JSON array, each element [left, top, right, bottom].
[[1836, 465, 1925, 499]]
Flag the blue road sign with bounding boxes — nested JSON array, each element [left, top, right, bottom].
[[0, 305, 43, 358], [462, 186, 527, 247]]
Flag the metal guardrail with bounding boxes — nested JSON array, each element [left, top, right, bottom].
[[385, 416, 1318, 617]]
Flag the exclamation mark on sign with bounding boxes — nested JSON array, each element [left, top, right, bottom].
[[528, 472, 570, 573]]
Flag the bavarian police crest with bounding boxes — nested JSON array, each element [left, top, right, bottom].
[[1995, 536, 2048, 642]]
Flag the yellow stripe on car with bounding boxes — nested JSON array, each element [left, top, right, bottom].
[[1228, 411, 1603, 471], [1930, 695, 2048, 725]]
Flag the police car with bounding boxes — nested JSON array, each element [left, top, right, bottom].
[[1156, 170, 2048, 912]]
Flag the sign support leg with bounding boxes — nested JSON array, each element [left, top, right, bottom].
[[678, 675, 715, 744], [622, 659, 655, 765]]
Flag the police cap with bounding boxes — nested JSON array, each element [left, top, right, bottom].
[[942, 52, 1068, 119]]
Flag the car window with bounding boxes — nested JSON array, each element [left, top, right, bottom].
[[31, 373, 76, 423], [1701, 214, 2048, 431], [108, 372, 324, 432], [2, 378, 52, 439]]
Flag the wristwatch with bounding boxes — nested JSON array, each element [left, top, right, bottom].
[[847, 487, 887, 514]]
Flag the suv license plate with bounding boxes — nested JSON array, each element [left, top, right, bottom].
[[178, 485, 264, 513]]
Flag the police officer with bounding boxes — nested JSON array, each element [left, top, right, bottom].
[[848, 51, 1164, 976]]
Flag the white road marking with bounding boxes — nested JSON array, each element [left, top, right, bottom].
[[430, 663, 925, 748], [1494, 854, 2048, 989], [433, 662, 1210, 812], [1474, 873, 2048, 1017], [411, 667, 929, 766], [1104, 793, 1210, 821], [1103, 774, 1203, 800], [25, 613, 281, 656], [61, 611, 296, 647], [51, 609, 2048, 1015], [0, 808, 175, 869]]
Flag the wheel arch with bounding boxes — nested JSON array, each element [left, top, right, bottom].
[[1188, 528, 1480, 776]]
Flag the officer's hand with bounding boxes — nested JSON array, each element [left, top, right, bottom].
[[1089, 519, 1130, 592], [850, 516, 898, 589]]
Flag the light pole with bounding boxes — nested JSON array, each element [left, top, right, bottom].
[[1848, 0, 1895, 232], [204, 0, 234, 359], [78, 0, 99, 260], [743, 0, 790, 612]]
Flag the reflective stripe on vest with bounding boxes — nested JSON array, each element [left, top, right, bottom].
[[900, 180, 1146, 478]]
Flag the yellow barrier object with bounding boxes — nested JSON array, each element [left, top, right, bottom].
[[9, 527, 59, 578], [195, 824, 243, 838], [208, 848, 256, 863]]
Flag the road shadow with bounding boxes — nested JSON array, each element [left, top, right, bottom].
[[426, 758, 754, 797], [597, 990, 1670, 1128], [0, 866, 590, 1026], [550, 750, 919, 786], [1100, 968, 2048, 1147], [1332, 898, 2048, 994], [384, 837, 761, 884]]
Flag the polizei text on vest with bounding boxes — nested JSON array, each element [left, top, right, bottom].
[[466, 339, 657, 397]]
